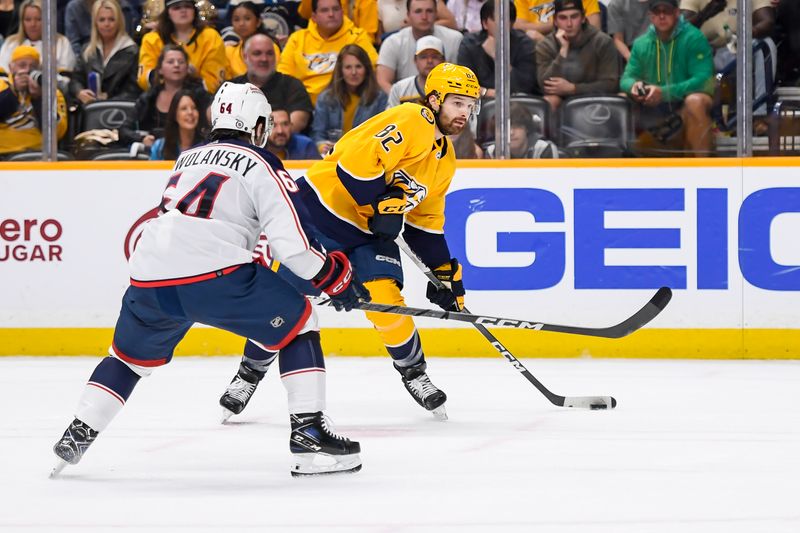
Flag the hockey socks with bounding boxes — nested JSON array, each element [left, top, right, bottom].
[[280, 331, 326, 415]]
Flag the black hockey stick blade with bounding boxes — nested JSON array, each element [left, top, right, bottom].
[[349, 287, 672, 340]]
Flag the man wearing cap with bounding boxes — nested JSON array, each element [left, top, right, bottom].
[[536, 0, 620, 110], [386, 34, 445, 108], [457, 0, 537, 98], [376, 0, 462, 94], [0, 46, 68, 154], [514, 0, 602, 42], [620, 0, 715, 156]]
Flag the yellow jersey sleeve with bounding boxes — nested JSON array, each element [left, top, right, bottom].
[[56, 89, 67, 140], [192, 28, 227, 93], [137, 31, 163, 91], [333, 104, 436, 205]]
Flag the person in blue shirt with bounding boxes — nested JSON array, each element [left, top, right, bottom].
[[267, 108, 321, 160]]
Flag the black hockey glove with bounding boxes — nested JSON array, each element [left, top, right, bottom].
[[426, 259, 465, 311], [368, 187, 406, 242], [312, 251, 370, 312]]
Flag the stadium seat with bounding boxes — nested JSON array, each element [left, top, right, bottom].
[[558, 96, 633, 158], [5, 151, 73, 161], [80, 101, 137, 132], [477, 96, 551, 146]]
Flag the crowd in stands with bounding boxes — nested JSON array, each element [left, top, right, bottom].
[[0, 0, 798, 160]]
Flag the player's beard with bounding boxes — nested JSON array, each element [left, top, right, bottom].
[[436, 109, 467, 136]]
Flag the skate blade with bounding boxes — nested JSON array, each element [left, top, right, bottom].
[[291, 453, 362, 477], [50, 459, 69, 479], [431, 405, 448, 421], [220, 408, 236, 424]]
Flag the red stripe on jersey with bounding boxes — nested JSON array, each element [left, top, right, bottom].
[[130, 265, 242, 287], [215, 143, 325, 262], [280, 367, 326, 379], [87, 381, 125, 405], [112, 342, 168, 367], [264, 298, 312, 351]]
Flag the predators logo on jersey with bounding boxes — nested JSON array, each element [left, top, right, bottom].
[[389, 169, 428, 211], [305, 52, 338, 74]]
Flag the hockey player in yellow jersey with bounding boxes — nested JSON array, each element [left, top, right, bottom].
[[218, 63, 481, 422]]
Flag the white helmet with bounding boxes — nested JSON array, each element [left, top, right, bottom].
[[211, 81, 273, 148]]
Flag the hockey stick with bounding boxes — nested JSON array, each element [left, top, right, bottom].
[[393, 239, 669, 409]]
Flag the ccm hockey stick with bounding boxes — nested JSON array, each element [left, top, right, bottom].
[[393, 239, 670, 409]]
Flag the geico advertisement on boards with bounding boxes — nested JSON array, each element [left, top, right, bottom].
[[0, 165, 798, 329]]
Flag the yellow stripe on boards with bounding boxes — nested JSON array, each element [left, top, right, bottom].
[[1, 328, 799, 359]]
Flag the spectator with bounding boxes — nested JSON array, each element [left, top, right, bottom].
[[267, 108, 321, 160], [0, 0, 23, 39], [277, 0, 377, 105], [70, 0, 139, 106], [312, 44, 387, 155], [230, 33, 313, 133], [119, 44, 211, 149], [621, 0, 715, 156], [377, 0, 459, 36], [376, 0, 462, 93], [0, 46, 68, 154], [484, 102, 557, 158], [513, 0, 602, 42], [607, 0, 653, 61], [138, 0, 227, 93], [448, 0, 486, 33], [386, 34, 444, 108], [0, 0, 76, 76], [536, 0, 620, 110], [298, 0, 380, 44], [149, 88, 206, 160], [222, 1, 279, 79], [457, 0, 537, 98], [64, 0, 135, 58]]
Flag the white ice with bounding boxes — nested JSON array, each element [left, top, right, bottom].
[[2, 356, 799, 533]]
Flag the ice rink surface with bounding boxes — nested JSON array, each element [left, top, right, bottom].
[[2, 355, 799, 533]]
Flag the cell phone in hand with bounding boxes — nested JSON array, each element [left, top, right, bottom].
[[636, 84, 649, 97], [88, 71, 101, 95]]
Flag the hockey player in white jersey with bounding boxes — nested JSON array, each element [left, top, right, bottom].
[[51, 82, 369, 478]]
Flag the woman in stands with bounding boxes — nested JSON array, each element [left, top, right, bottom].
[[312, 44, 387, 155], [70, 0, 139, 105], [137, 0, 227, 93], [149, 88, 206, 160], [119, 44, 211, 150], [0, 0, 76, 76], [222, 1, 280, 79]]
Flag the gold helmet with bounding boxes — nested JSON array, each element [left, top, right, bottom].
[[424, 63, 481, 105]]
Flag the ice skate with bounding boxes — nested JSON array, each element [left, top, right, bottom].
[[50, 418, 99, 478], [289, 412, 361, 477], [395, 361, 448, 420], [219, 363, 265, 423]]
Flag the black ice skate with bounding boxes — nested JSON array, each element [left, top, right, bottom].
[[50, 418, 99, 478], [219, 363, 266, 423], [289, 412, 361, 477], [395, 361, 448, 420]]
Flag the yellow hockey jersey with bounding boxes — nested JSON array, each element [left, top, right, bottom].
[[304, 103, 455, 237], [297, 0, 379, 43], [277, 17, 378, 105], [0, 76, 67, 154], [138, 27, 228, 93]]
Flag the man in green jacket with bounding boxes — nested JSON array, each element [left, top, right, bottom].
[[620, 0, 715, 156]]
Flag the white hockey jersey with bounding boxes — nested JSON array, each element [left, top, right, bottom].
[[129, 140, 326, 284]]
